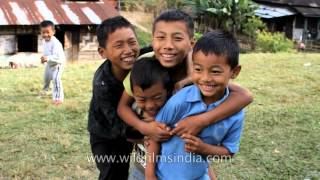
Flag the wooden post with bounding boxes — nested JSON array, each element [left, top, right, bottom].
[[303, 17, 308, 41], [317, 18, 320, 40], [72, 29, 80, 61]]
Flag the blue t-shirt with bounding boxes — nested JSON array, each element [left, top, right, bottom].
[[155, 85, 245, 180]]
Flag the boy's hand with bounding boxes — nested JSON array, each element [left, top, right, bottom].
[[173, 81, 184, 93], [170, 116, 204, 136], [142, 121, 171, 142], [41, 56, 48, 64], [146, 175, 158, 180], [173, 76, 193, 94], [145, 167, 158, 180], [145, 161, 158, 180], [144, 136, 150, 146], [182, 134, 205, 154]]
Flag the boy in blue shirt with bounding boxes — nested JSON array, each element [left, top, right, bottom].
[[146, 31, 245, 180], [118, 10, 253, 143], [126, 58, 217, 180]]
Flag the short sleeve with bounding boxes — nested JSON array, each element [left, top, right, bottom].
[[155, 95, 188, 127], [123, 72, 133, 96], [222, 111, 245, 154]]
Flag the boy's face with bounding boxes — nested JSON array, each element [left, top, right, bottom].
[[99, 27, 140, 71], [152, 21, 194, 68], [132, 82, 167, 118], [192, 51, 241, 103], [41, 26, 55, 42]]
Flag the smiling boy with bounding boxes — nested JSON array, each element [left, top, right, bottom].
[[39, 20, 65, 105], [146, 31, 245, 180], [87, 16, 140, 180], [118, 10, 252, 144]]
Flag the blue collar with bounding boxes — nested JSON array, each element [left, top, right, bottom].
[[186, 85, 230, 107]]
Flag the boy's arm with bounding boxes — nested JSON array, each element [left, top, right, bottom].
[[145, 140, 160, 180], [174, 76, 192, 92], [145, 96, 188, 179], [117, 91, 171, 141], [171, 83, 252, 136], [181, 114, 244, 157], [182, 134, 232, 157], [89, 83, 126, 138], [174, 51, 193, 91]]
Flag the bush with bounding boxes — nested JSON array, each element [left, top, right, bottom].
[[121, 0, 157, 12], [194, 32, 203, 41], [242, 16, 266, 50], [256, 31, 294, 53], [136, 28, 151, 47]]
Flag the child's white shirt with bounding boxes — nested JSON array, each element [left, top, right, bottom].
[[43, 36, 66, 66]]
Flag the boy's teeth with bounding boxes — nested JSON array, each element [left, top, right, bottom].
[[201, 84, 215, 90], [123, 57, 134, 62], [162, 54, 174, 58]]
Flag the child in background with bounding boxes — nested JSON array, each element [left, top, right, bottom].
[[39, 20, 65, 105]]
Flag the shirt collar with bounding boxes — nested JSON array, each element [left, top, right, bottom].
[[103, 60, 122, 85], [186, 85, 230, 107], [46, 36, 56, 42]]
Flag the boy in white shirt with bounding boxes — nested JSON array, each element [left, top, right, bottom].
[[39, 20, 65, 105]]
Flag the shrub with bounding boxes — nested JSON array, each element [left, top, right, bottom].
[[194, 32, 203, 41], [242, 16, 266, 50], [256, 31, 294, 53], [136, 28, 151, 47]]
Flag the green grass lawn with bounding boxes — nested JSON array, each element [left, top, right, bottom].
[[0, 53, 319, 179]]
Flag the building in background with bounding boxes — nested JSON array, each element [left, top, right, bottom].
[[0, 0, 119, 65], [254, 0, 320, 43]]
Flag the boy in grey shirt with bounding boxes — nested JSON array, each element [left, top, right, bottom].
[[39, 20, 65, 105]]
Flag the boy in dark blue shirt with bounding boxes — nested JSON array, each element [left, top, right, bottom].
[[87, 16, 140, 180]]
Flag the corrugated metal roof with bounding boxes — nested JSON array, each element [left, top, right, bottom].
[[294, 7, 320, 17], [254, 0, 320, 8], [255, 4, 296, 18], [0, 0, 119, 25]]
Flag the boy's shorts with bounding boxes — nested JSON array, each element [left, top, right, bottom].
[[128, 143, 146, 180], [128, 163, 145, 180]]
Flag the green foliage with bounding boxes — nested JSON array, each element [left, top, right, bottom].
[[243, 16, 266, 39], [121, 0, 158, 12], [122, 0, 258, 34], [122, 0, 136, 11], [135, 28, 152, 47], [256, 31, 294, 53], [180, 0, 258, 33], [242, 16, 266, 50], [165, 0, 187, 8], [194, 32, 203, 41]]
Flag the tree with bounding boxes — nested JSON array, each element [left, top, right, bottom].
[[121, 0, 261, 36], [178, 0, 258, 35], [243, 16, 266, 49]]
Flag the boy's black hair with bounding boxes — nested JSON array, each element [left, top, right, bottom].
[[193, 30, 240, 69], [40, 20, 55, 29], [153, 9, 194, 38], [130, 57, 172, 93], [96, 16, 134, 48]]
